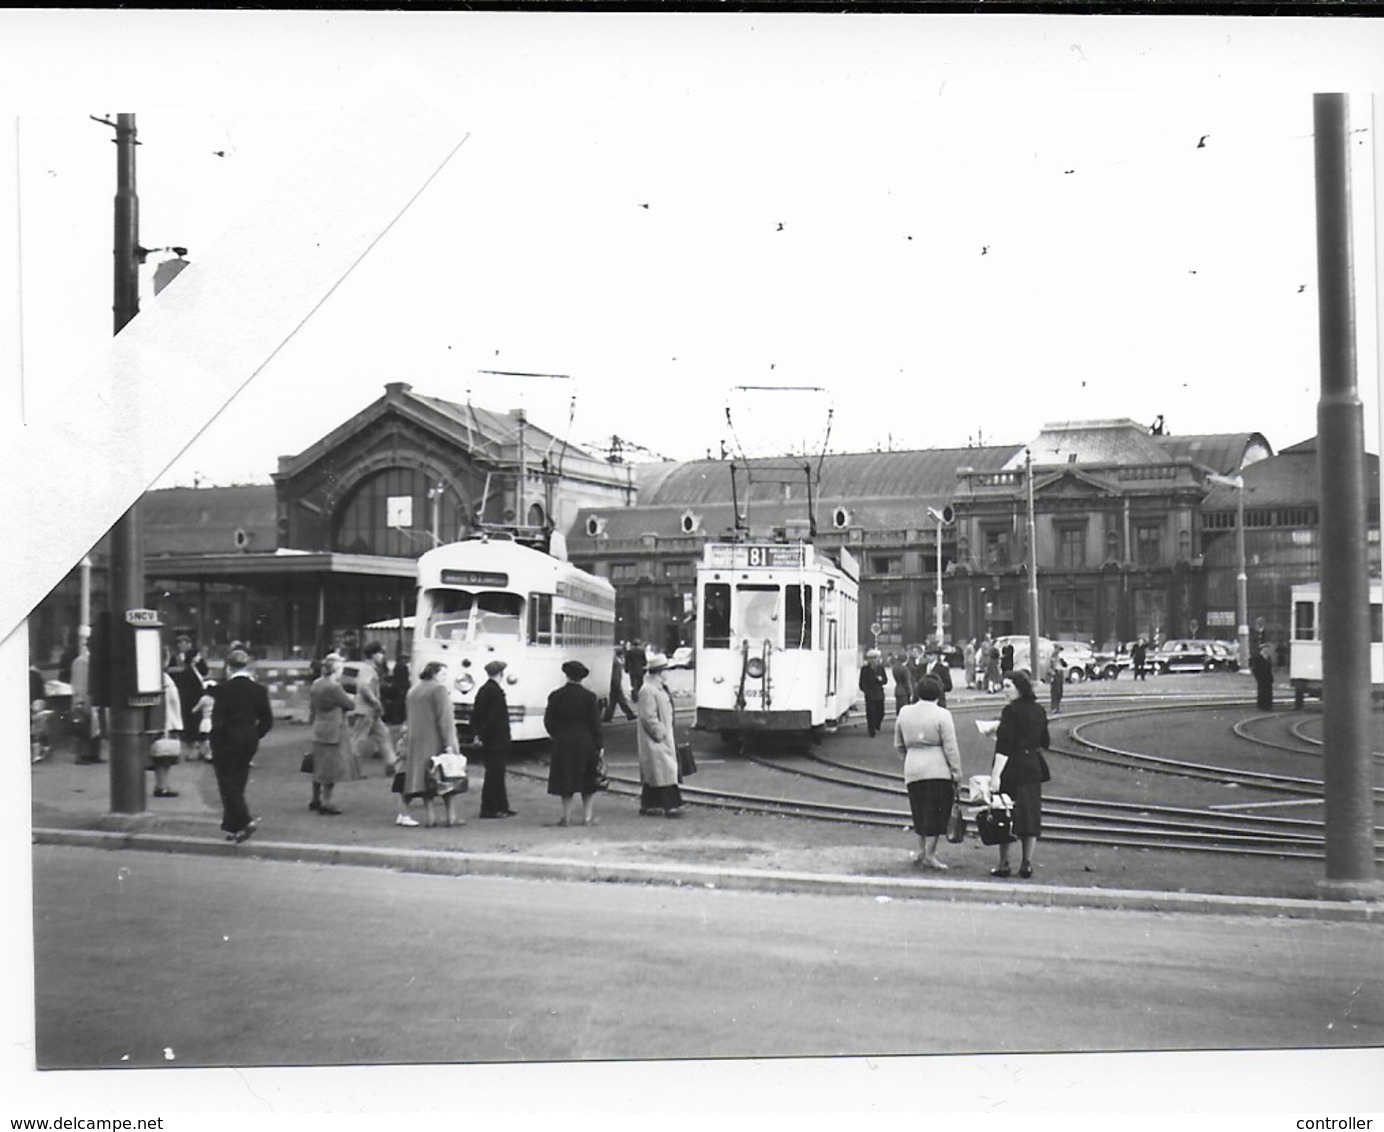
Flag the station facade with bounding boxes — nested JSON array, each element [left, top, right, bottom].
[[30, 386, 1380, 669]]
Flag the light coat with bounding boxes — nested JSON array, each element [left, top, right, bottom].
[[309, 676, 355, 744], [635, 679, 678, 788], [404, 678, 460, 797]]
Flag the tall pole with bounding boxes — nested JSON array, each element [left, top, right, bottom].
[[1235, 483, 1248, 670], [935, 517, 944, 649], [108, 112, 146, 814], [1025, 449, 1040, 679], [1312, 93, 1378, 897]]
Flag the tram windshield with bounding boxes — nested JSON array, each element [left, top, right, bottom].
[[422, 588, 524, 641], [700, 582, 813, 649]]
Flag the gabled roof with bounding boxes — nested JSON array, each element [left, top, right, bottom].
[[140, 485, 278, 556]]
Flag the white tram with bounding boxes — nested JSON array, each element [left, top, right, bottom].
[[413, 534, 615, 741], [1288, 578, 1384, 708], [694, 539, 860, 745]]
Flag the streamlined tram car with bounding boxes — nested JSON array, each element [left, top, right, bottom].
[[413, 534, 615, 741], [694, 540, 860, 745]]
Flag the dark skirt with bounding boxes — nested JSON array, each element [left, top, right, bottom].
[[906, 779, 954, 837], [547, 743, 599, 798], [641, 783, 683, 812], [1007, 782, 1043, 838]]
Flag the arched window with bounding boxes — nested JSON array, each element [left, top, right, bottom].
[[526, 502, 547, 528], [333, 469, 466, 557]]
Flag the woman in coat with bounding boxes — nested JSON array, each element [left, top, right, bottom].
[[988, 668, 1051, 879], [403, 660, 464, 827], [543, 659, 604, 827], [309, 653, 363, 815], [166, 633, 210, 761], [894, 674, 962, 870], [636, 655, 684, 817]]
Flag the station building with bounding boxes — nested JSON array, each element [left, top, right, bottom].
[[29, 383, 1380, 670]]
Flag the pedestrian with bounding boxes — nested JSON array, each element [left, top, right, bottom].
[[29, 663, 50, 764], [403, 661, 465, 828], [68, 631, 104, 764], [208, 649, 273, 843], [889, 652, 912, 716], [984, 646, 1002, 694], [963, 639, 977, 690], [308, 653, 363, 815], [149, 670, 182, 798], [543, 659, 604, 828], [473, 659, 517, 819], [382, 656, 410, 727], [602, 646, 637, 722], [988, 669, 1051, 880], [895, 674, 963, 870], [1250, 643, 1275, 710], [904, 645, 928, 698], [1049, 644, 1066, 716], [636, 654, 684, 817], [625, 640, 648, 699], [859, 648, 888, 737], [1000, 641, 1015, 674], [1131, 638, 1148, 681], [351, 641, 397, 773], [927, 649, 953, 709], [166, 633, 211, 762]]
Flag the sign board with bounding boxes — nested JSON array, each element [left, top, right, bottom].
[[1205, 610, 1236, 627], [124, 609, 160, 625], [704, 543, 806, 569], [440, 570, 509, 587]]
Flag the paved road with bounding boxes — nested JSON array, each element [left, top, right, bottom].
[[31, 845, 1384, 1070]]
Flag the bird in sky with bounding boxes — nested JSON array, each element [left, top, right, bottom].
[[639, 203, 649, 209], [776, 222, 784, 231], [981, 245, 989, 255], [1298, 284, 1306, 293], [1197, 135, 1210, 148]]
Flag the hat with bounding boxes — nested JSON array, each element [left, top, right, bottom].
[[647, 654, 669, 672], [865, 648, 881, 659], [484, 659, 507, 677], [226, 649, 251, 669], [561, 660, 589, 681]]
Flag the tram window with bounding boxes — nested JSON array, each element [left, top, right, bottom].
[[785, 584, 813, 649], [737, 584, 780, 643], [528, 593, 552, 645], [1293, 601, 1316, 641], [703, 584, 731, 649], [475, 592, 523, 639], [424, 589, 475, 640]]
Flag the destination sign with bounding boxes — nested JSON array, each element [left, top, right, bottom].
[[704, 543, 806, 569], [440, 570, 509, 587]]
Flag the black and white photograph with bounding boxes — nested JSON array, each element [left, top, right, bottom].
[[4, 9, 1383, 1125]]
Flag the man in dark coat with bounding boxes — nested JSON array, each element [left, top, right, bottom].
[[1250, 644, 1275, 710], [927, 650, 953, 709], [859, 649, 888, 737], [889, 653, 912, 716], [473, 659, 517, 818], [602, 646, 637, 722], [210, 649, 274, 842], [625, 641, 648, 698], [1131, 639, 1148, 681], [1000, 642, 1015, 674]]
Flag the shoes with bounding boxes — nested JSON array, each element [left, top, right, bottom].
[[309, 799, 322, 812], [640, 808, 665, 817], [153, 787, 179, 798], [1018, 862, 1033, 879], [501, 810, 517, 817], [319, 805, 342, 816], [229, 825, 254, 844], [990, 866, 1011, 878], [624, 714, 636, 721], [664, 807, 685, 818], [395, 814, 420, 827], [479, 811, 517, 819], [923, 857, 948, 871]]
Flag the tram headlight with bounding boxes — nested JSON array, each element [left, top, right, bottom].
[[455, 673, 476, 695], [505, 673, 519, 685], [745, 656, 766, 679]]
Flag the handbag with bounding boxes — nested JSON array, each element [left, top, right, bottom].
[[149, 734, 182, 766], [594, 750, 611, 792], [300, 750, 314, 774], [430, 751, 469, 793], [676, 742, 697, 779], [974, 796, 1015, 846], [945, 789, 966, 844]]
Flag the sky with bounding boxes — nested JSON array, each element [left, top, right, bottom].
[[6, 9, 1384, 1122]]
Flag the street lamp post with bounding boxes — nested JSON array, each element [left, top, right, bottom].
[[926, 505, 953, 650], [1025, 449, 1040, 680], [1207, 472, 1249, 669]]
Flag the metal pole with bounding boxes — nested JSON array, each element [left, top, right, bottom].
[[1235, 484, 1249, 670], [1312, 93, 1379, 896], [1025, 449, 1040, 679], [108, 112, 146, 815], [935, 518, 944, 648]]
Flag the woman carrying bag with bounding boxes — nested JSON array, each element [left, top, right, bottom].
[[893, 674, 962, 870], [988, 669, 1052, 879]]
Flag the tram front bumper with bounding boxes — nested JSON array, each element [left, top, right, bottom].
[[696, 707, 813, 733]]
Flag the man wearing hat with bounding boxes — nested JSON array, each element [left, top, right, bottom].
[[473, 658, 517, 818], [635, 653, 684, 817], [859, 648, 888, 738], [209, 649, 273, 843]]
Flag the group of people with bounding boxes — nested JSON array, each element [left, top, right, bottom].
[[859, 645, 954, 738]]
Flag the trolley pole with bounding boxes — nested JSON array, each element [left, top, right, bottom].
[[106, 112, 147, 814], [1312, 93, 1380, 898], [1025, 448, 1040, 680]]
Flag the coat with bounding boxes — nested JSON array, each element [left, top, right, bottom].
[[858, 662, 888, 702], [404, 678, 460, 797], [995, 697, 1051, 788], [635, 680, 678, 788], [209, 673, 273, 762], [309, 676, 355, 744], [544, 680, 603, 797], [166, 649, 210, 735], [472, 677, 512, 748]]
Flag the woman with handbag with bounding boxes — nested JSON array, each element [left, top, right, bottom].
[[635, 655, 684, 817], [988, 669, 1052, 879], [403, 661, 464, 828], [893, 674, 962, 869], [308, 653, 364, 816], [148, 670, 183, 798]]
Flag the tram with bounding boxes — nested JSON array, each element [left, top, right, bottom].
[[693, 538, 860, 746], [412, 533, 615, 741], [1288, 579, 1384, 708]]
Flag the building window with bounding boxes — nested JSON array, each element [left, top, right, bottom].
[[870, 555, 903, 575], [1104, 527, 1120, 561], [1135, 524, 1162, 567], [872, 597, 903, 645], [983, 528, 1011, 568], [663, 560, 695, 580], [1056, 526, 1086, 569], [611, 562, 638, 582]]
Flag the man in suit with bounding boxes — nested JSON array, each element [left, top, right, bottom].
[[859, 649, 888, 737], [210, 649, 274, 843], [473, 659, 517, 818]]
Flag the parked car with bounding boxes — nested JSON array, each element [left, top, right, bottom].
[[669, 646, 695, 669], [992, 635, 1055, 682], [1203, 639, 1240, 671], [1090, 646, 1130, 680], [1151, 638, 1220, 674], [1051, 640, 1097, 682]]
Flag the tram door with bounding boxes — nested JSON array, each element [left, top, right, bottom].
[[826, 620, 838, 707]]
